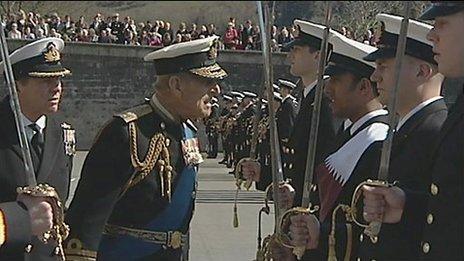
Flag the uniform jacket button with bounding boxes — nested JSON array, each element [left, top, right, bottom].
[[427, 214, 434, 224], [430, 183, 438, 195], [359, 233, 364, 242], [25, 244, 33, 253], [422, 242, 430, 254]]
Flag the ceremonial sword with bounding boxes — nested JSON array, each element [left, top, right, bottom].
[[351, 1, 412, 243], [278, 2, 333, 259], [254, 1, 289, 260], [0, 24, 70, 260]]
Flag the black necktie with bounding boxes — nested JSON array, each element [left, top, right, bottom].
[[29, 124, 44, 172]]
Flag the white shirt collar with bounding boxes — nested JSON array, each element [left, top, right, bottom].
[[19, 112, 46, 141], [397, 96, 443, 130], [150, 94, 178, 123], [303, 80, 317, 98], [350, 109, 388, 135], [303, 75, 330, 98]]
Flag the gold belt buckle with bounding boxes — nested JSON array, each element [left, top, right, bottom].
[[168, 231, 182, 249]]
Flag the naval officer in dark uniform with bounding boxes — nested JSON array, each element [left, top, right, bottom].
[[362, 2, 464, 260], [285, 29, 389, 261], [358, 13, 447, 261], [0, 38, 75, 260], [64, 36, 227, 261], [276, 79, 298, 144]]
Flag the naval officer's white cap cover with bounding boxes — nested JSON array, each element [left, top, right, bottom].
[[0, 37, 71, 78], [364, 13, 436, 65], [277, 79, 297, 90], [325, 33, 377, 79], [144, 35, 227, 79], [283, 19, 336, 51]]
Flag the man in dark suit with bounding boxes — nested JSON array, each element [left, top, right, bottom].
[[0, 38, 75, 260], [285, 30, 389, 261], [64, 36, 227, 261], [362, 3, 464, 260], [357, 13, 448, 261]]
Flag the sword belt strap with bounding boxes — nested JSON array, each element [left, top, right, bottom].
[[104, 224, 187, 249]]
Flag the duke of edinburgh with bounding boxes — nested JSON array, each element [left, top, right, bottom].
[[64, 36, 227, 261]]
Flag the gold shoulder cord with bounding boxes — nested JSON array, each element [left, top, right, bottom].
[[126, 121, 174, 201]]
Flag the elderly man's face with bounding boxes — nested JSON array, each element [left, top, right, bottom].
[[18, 76, 63, 119], [177, 74, 220, 120], [427, 11, 464, 77]]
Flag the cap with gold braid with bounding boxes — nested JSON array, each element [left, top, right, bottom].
[[0, 37, 71, 79], [144, 36, 227, 79]]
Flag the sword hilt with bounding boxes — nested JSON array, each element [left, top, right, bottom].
[[278, 205, 319, 260], [350, 179, 396, 243]]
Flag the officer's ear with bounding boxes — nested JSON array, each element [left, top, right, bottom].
[[167, 74, 183, 95]]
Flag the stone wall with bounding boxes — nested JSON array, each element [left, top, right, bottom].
[[0, 39, 297, 150], [2, 40, 462, 150]]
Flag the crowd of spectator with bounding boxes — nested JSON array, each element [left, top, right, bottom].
[[1, 10, 377, 51]]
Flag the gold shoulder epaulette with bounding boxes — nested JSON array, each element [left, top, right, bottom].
[[114, 104, 153, 123]]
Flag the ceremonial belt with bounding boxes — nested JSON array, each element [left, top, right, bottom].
[[104, 224, 187, 249]]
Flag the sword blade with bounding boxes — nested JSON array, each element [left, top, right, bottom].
[[0, 24, 37, 186], [378, 1, 411, 181], [301, 1, 333, 208], [257, 0, 285, 231]]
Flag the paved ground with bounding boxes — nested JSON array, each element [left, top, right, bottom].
[[69, 152, 275, 261]]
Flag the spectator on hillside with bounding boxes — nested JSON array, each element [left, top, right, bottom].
[[149, 31, 163, 46], [23, 26, 35, 40], [110, 13, 125, 43], [208, 23, 217, 36], [89, 13, 105, 34], [244, 35, 254, 50], [252, 24, 261, 49], [88, 28, 99, 43], [176, 22, 188, 37], [162, 32, 172, 46], [26, 12, 37, 32], [158, 20, 166, 36], [35, 28, 45, 39], [8, 23, 22, 39], [16, 10, 27, 33], [173, 33, 183, 44], [75, 28, 90, 42], [164, 22, 174, 41], [142, 20, 152, 33], [223, 22, 239, 49], [199, 24, 209, 38], [270, 25, 278, 40], [76, 16, 87, 30], [182, 33, 192, 42], [98, 28, 112, 43], [36, 16, 49, 36], [189, 23, 199, 39], [277, 27, 292, 46], [49, 28, 62, 38], [240, 20, 255, 48]]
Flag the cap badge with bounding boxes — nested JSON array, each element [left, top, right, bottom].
[[208, 44, 218, 60], [44, 42, 61, 63]]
